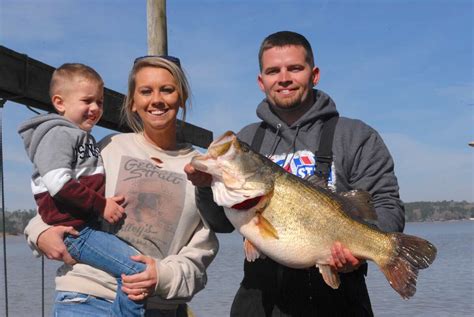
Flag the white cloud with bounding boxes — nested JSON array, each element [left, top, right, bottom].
[[437, 82, 474, 105], [1, 0, 70, 42], [383, 132, 474, 202], [187, 91, 261, 137], [4, 171, 36, 210]]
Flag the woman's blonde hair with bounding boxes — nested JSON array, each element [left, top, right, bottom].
[[121, 56, 191, 133]]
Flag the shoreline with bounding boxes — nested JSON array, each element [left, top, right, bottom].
[[1, 218, 473, 238]]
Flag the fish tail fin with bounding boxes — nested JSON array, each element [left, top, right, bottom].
[[380, 233, 437, 299]]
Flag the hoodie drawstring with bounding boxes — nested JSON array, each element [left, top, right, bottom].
[[283, 124, 301, 171], [267, 123, 282, 158]]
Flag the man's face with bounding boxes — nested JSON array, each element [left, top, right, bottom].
[[258, 45, 319, 111]]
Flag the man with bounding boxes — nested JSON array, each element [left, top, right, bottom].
[[185, 31, 404, 316]]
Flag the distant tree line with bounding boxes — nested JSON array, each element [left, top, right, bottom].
[[1, 201, 473, 235], [404, 200, 474, 222], [1, 209, 36, 235]]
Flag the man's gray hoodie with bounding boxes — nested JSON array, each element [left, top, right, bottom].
[[237, 89, 404, 232]]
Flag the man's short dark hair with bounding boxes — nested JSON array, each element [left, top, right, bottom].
[[258, 31, 315, 71]]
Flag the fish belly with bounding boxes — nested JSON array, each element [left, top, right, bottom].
[[236, 214, 333, 268]]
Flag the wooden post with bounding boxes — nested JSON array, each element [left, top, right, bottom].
[[147, 0, 167, 55]]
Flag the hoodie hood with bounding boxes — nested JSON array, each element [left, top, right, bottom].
[[18, 113, 78, 161], [256, 89, 339, 131], [245, 89, 339, 159]]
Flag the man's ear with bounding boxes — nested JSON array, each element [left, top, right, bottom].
[[311, 67, 320, 86], [257, 74, 265, 92], [51, 95, 65, 114]]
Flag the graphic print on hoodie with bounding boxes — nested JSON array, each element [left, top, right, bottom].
[[238, 89, 339, 187], [270, 150, 334, 186], [112, 155, 186, 258]]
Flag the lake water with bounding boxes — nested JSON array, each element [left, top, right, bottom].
[[1, 220, 472, 316]]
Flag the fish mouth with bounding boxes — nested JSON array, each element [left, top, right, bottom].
[[191, 131, 237, 171], [191, 131, 272, 208], [190, 131, 251, 191], [208, 131, 237, 158]]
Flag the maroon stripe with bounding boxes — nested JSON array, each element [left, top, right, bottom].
[[34, 192, 89, 227]]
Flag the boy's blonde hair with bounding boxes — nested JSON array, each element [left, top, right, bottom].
[[121, 56, 191, 133], [49, 63, 104, 98]]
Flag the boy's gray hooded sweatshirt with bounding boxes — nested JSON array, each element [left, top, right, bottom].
[[18, 113, 106, 227], [237, 89, 404, 233]]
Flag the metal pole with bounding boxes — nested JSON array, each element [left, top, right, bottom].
[[147, 0, 168, 55], [42, 256, 45, 317], [0, 98, 9, 317]]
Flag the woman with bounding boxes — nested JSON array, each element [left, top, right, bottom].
[[24, 56, 219, 317]]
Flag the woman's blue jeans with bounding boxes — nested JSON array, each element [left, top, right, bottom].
[[64, 226, 146, 317]]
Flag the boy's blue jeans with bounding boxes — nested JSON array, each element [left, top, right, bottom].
[[53, 292, 179, 317], [64, 226, 146, 317]]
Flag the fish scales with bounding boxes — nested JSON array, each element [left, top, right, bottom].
[[265, 171, 393, 266]]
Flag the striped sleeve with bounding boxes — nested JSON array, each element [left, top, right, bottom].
[[32, 127, 106, 216]]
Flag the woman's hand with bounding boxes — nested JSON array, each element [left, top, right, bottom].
[[184, 163, 213, 187], [121, 255, 158, 301], [37, 226, 79, 265], [328, 241, 363, 273]]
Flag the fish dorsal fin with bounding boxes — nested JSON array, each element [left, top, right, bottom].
[[318, 264, 340, 289], [305, 175, 377, 223], [257, 214, 279, 239], [339, 190, 378, 222]]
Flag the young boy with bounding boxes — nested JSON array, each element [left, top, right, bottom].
[[18, 63, 146, 317]]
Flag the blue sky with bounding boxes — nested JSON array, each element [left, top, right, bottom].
[[1, 0, 472, 210]]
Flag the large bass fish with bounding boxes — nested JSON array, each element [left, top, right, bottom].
[[191, 131, 436, 299]]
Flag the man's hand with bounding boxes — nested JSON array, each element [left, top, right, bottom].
[[37, 226, 79, 265], [184, 163, 213, 187], [103, 196, 126, 224], [328, 241, 363, 273]]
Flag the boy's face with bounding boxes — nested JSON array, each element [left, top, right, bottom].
[[52, 77, 104, 132]]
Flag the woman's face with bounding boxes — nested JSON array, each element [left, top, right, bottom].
[[132, 66, 181, 134]]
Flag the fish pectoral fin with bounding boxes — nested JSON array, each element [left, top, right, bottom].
[[257, 215, 279, 239], [243, 238, 265, 261], [318, 264, 340, 289]]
